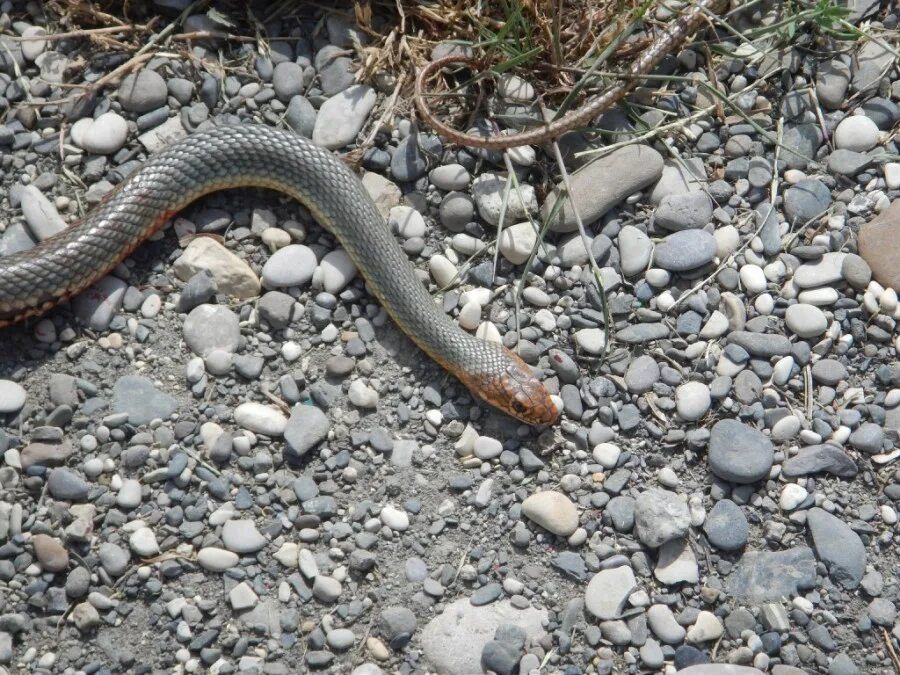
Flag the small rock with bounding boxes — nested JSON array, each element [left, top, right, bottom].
[[522, 491, 579, 536]]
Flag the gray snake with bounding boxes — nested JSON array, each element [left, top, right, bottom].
[[0, 124, 558, 424]]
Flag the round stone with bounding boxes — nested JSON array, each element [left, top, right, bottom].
[[129, 527, 159, 557], [592, 443, 621, 469], [833, 114, 880, 152], [32, 534, 69, 572], [780, 483, 809, 510], [625, 355, 659, 394], [708, 419, 774, 484], [784, 303, 828, 338], [116, 478, 142, 509], [676, 382, 711, 421], [633, 489, 691, 548], [71, 112, 129, 155], [702, 499, 748, 551], [498, 221, 537, 264], [522, 491, 579, 536], [319, 249, 357, 294], [118, 69, 167, 112], [0, 380, 27, 413], [652, 230, 717, 272], [380, 505, 410, 531], [262, 244, 317, 287], [183, 304, 240, 356], [739, 264, 767, 294]]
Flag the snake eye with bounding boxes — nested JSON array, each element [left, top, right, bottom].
[[510, 400, 527, 415]]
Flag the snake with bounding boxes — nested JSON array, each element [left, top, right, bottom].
[[0, 124, 559, 425], [414, 0, 721, 149]]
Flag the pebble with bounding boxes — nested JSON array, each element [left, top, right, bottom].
[[174, 238, 260, 299], [618, 225, 653, 276], [221, 520, 267, 553], [111, 375, 176, 425], [128, 527, 159, 557], [780, 483, 809, 511], [380, 505, 410, 531], [858, 199, 900, 291], [521, 491, 579, 536], [319, 249, 357, 294], [262, 244, 317, 288], [197, 548, 239, 572], [647, 604, 686, 644], [633, 489, 690, 548], [703, 499, 748, 551], [626, 355, 660, 394], [654, 191, 713, 231], [233, 402, 287, 436], [74, 277, 128, 331], [653, 230, 717, 271], [542, 145, 663, 233], [471, 173, 537, 227], [116, 479, 142, 509], [784, 179, 832, 224], [686, 611, 724, 643], [574, 328, 606, 355], [806, 508, 866, 589], [32, 534, 68, 572], [784, 303, 828, 338], [781, 444, 858, 478], [20, 185, 66, 240], [348, 380, 379, 408], [429, 164, 470, 190], [183, 304, 240, 356], [229, 582, 258, 610], [708, 419, 774, 484], [585, 566, 637, 620], [284, 405, 331, 461], [676, 381, 711, 421], [47, 468, 90, 501], [71, 112, 128, 154], [592, 443, 621, 469], [498, 221, 537, 264], [833, 114, 880, 151], [0, 380, 26, 413], [312, 85, 377, 149], [118, 69, 167, 112]]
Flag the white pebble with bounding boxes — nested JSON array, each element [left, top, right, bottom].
[[754, 293, 774, 315], [348, 380, 379, 408], [780, 483, 808, 511], [129, 527, 160, 557], [739, 264, 767, 294], [429, 254, 458, 287], [457, 301, 482, 330], [380, 505, 409, 531], [880, 288, 898, 314], [833, 114, 880, 152]]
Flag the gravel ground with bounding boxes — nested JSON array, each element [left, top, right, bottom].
[[0, 1, 899, 674]]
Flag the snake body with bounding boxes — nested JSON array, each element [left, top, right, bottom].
[[0, 124, 558, 424]]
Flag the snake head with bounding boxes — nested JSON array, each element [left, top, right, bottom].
[[458, 346, 560, 425]]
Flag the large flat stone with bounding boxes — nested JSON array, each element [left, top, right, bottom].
[[725, 547, 817, 602], [541, 145, 663, 233], [858, 198, 900, 290], [420, 598, 547, 674]]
